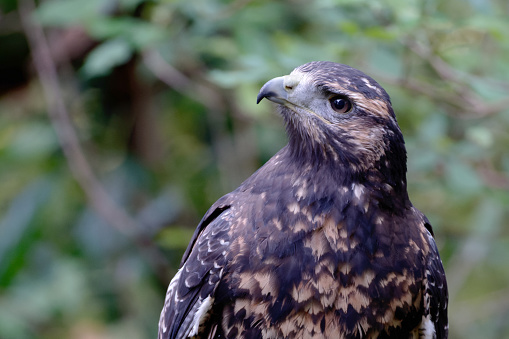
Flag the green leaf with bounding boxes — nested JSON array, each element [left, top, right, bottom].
[[81, 39, 132, 78], [339, 21, 360, 35], [35, 0, 105, 27], [466, 126, 493, 148], [6, 122, 59, 160], [158, 226, 194, 250], [87, 17, 167, 49], [0, 179, 52, 287], [365, 26, 397, 40]]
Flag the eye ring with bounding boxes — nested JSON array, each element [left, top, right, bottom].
[[329, 96, 352, 114]]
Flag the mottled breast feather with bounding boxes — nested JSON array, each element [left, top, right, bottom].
[[158, 61, 448, 339]]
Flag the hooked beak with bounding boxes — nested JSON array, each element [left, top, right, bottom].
[[257, 74, 302, 104], [256, 73, 332, 125], [256, 76, 287, 104]]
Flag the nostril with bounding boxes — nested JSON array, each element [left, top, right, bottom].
[[283, 75, 300, 93]]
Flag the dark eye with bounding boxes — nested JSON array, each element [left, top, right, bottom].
[[329, 96, 352, 114]]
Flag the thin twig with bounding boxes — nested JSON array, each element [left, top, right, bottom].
[[373, 69, 509, 119], [403, 39, 509, 118], [142, 49, 224, 110], [404, 39, 465, 84]]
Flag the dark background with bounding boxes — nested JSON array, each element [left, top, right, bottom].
[[1, 0, 508, 338]]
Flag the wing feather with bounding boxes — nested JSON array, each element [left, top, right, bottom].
[[422, 231, 448, 339], [158, 196, 234, 339]]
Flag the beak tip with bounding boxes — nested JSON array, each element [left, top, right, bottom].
[[257, 76, 287, 105], [256, 94, 264, 104]]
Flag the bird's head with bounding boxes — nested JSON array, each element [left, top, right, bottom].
[[257, 61, 407, 190]]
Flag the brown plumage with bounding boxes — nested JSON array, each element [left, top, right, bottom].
[[158, 61, 448, 338]]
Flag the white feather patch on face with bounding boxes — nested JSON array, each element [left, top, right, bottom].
[[189, 296, 214, 337]]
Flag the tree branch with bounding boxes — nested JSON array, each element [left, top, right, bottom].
[[19, 0, 170, 280], [19, 0, 137, 236]]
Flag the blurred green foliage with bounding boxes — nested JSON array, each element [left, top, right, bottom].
[[1, 0, 508, 338]]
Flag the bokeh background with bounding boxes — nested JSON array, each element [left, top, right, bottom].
[[1, 0, 508, 338]]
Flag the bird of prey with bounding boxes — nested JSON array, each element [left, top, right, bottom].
[[158, 61, 448, 338]]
